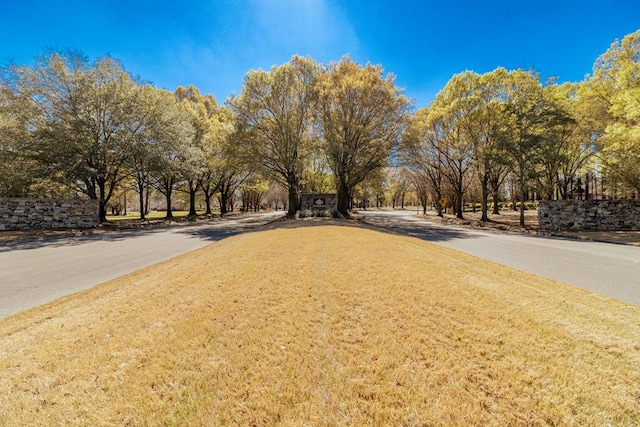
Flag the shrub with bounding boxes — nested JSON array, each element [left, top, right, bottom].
[[298, 209, 333, 218]]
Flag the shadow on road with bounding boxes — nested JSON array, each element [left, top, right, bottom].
[[356, 212, 481, 243], [0, 211, 482, 253], [0, 227, 167, 252], [377, 224, 476, 242], [0, 214, 285, 252]]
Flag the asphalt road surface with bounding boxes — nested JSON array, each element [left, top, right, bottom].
[[2, 209, 640, 318], [0, 212, 283, 318], [360, 210, 640, 306]]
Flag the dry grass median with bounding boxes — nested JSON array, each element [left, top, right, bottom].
[[1, 223, 639, 426]]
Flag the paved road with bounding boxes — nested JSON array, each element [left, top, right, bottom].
[[0, 212, 283, 318], [3, 209, 640, 318], [360, 210, 640, 306]]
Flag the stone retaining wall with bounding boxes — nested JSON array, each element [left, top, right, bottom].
[[538, 199, 640, 231], [300, 193, 338, 212], [0, 198, 99, 230]]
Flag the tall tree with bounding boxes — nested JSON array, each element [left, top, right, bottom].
[[402, 107, 446, 217], [128, 86, 192, 219], [454, 69, 512, 220], [428, 78, 477, 219], [149, 94, 195, 219], [9, 50, 144, 221], [229, 55, 320, 218], [212, 109, 252, 215], [174, 85, 219, 217], [0, 82, 39, 196], [535, 82, 594, 200], [499, 70, 570, 226], [315, 56, 409, 216], [587, 29, 640, 195]]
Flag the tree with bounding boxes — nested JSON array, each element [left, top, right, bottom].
[[199, 106, 236, 215], [264, 181, 288, 210], [214, 167, 249, 215], [127, 86, 161, 220], [409, 171, 431, 214], [388, 167, 410, 209], [355, 168, 386, 210], [499, 70, 571, 226], [9, 50, 145, 222], [535, 82, 593, 200], [452, 69, 513, 220], [229, 55, 320, 218], [240, 175, 268, 212], [428, 78, 477, 219], [587, 29, 640, 195], [128, 86, 192, 219], [315, 56, 409, 216], [302, 155, 333, 194], [402, 107, 446, 217], [0, 82, 39, 196], [174, 85, 222, 217], [150, 95, 195, 219]]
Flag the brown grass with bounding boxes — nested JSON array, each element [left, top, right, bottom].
[[1, 223, 639, 426]]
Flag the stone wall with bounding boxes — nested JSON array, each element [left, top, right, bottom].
[[538, 199, 640, 231], [300, 193, 338, 213], [0, 198, 99, 230]]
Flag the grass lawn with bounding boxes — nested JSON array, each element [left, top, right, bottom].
[[1, 223, 639, 425]]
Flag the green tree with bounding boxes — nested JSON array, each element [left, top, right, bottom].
[[128, 86, 192, 219], [315, 56, 409, 216], [199, 106, 236, 215], [150, 95, 195, 219], [230, 55, 320, 218], [9, 50, 145, 222], [587, 30, 640, 195], [499, 70, 571, 226], [535, 82, 594, 200], [174, 85, 220, 217], [0, 82, 39, 196], [302, 155, 333, 194], [428, 76, 478, 219], [402, 107, 446, 217], [455, 69, 512, 220]]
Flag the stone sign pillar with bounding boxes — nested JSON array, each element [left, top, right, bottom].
[[300, 193, 338, 214]]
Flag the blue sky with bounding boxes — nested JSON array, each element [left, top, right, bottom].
[[1, 0, 639, 108]]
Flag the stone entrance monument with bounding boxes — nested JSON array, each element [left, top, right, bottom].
[[300, 193, 338, 215]]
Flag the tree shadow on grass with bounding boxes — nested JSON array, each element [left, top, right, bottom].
[[183, 214, 479, 244]]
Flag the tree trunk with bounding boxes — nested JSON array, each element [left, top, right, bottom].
[[204, 195, 212, 215], [492, 189, 500, 215], [138, 188, 146, 220], [519, 177, 526, 227], [144, 186, 150, 215], [98, 180, 108, 223], [480, 174, 489, 221], [165, 187, 174, 219], [455, 190, 464, 219], [188, 180, 198, 217], [435, 190, 443, 217], [219, 193, 228, 215], [337, 179, 350, 216], [287, 182, 298, 218]]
